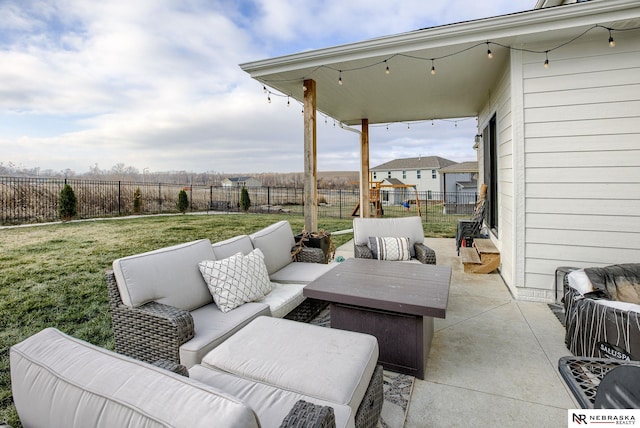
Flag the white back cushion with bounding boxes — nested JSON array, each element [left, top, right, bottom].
[[10, 328, 260, 428], [212, 235, 254, 259], [113, 239, 215, 310], [250, 221, 295, 275], [353, 217, 425, 256]]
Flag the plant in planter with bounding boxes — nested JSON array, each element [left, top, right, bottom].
[[59, 183, 77, 221], [292, 229, 335, 263]]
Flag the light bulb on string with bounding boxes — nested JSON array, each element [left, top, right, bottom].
[[338, 71, 343, 85], [263, 85, 267, 93], [487, 42, 493, 59], [385, 60, 390, 75], [608, 29, 616, 47], [430, 60, 436, 75], [267, 94, 271, 103], [287, 96, 290, 107], [544, 51, 549, 68]]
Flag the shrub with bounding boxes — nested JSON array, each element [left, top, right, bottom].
[[240, 186, 251, 213], [133, 187, 142, 214], [177, 189, 189, 213], [59, 184, 77, 221]]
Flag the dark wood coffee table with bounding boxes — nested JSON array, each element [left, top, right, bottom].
[[303, 257, 451, 379]]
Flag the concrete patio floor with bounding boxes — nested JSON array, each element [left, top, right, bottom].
[[334, 237, 578, 427]]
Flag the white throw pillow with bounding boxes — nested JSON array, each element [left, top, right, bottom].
[[199, 248, 272, 313], [368, 236, 411, 261], [567, 269, 596, 295]]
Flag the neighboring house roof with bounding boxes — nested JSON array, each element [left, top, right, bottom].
[[241, 0, 634, 125], [225, 176, 254, 182], [439, 161, 479, 174], [381, 178, 406, 186], [372, 156, 457, 171]]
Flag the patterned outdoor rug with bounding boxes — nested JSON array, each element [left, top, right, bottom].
[[307, 306, 415, 428]]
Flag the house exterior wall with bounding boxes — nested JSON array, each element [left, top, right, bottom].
[[478, 60, 516, 296], [518, 30, 640, 302], [371, 169, 440, 194]]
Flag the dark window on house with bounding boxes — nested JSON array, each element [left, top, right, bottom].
[[388, 171, 391, 178], [431, 169, 436, 179], [417, 170, 421, 179], [402, 170, 406, 179], [373, 172, 377, 180], [483, 114, 498, 233]]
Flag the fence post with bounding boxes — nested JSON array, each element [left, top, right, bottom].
[[158, 183, 162, 213], [118, 181, 121, 215], [339, 189, 342, 219]]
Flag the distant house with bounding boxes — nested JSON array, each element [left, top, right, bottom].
[[439, 161, 479, 214], [370, 156, 457, 195], [221, 176, 262, 188]]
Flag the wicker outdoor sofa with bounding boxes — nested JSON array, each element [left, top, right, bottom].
[[106, 220, 334, 368], [10, 326, 383, 427], [98, 219, 384, 427], [352, 216, 436, 264]]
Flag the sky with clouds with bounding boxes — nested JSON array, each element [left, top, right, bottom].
[[0, 0, 533, 175]]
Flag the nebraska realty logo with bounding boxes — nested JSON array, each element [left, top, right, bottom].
[[569, 410, 638, 426]]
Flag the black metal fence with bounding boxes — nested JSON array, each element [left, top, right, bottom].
[[0, 176, 477, 225]]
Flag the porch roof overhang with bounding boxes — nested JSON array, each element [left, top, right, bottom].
[[240, 0, 639, 126]]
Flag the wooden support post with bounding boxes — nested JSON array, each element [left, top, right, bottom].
[[303, 79, 318, 232], [360, 118, 370, 218]]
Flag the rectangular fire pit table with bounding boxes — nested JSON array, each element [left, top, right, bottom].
[[303, 257, 451, 379]]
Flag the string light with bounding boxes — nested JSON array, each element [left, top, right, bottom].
[[338, 71, 343, 85], [263, 86, 267, 93], [486, 42, 493, 59], [268, 94, 271, 103], [608, 29, 616, 47], [430, 60, 436, 75], [287, 96, 290, 107], [385, 60, 390, 75], [544, 51, 549, 68]]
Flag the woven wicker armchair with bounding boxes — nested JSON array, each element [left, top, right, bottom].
[[106, 270, 196, 365], [353, 216, 436, 264]]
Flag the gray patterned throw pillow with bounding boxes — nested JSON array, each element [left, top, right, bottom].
[[199, 248, 272, 313], [368, 236, 411, 261]]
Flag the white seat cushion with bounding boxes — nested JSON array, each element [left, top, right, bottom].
[[180, 302, 270, 368], [269, 260, 338, 284], [190, 365, 353, 428], [256, 282, 306, 318], [201, 316, 378, 416]]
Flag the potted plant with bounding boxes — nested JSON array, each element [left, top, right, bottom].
[[293, 229, 334, 263]]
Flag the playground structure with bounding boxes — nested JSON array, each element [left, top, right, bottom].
[[351, 178, 421, 217]]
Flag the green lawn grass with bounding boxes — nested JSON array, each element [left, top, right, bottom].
[[0, 213, 455, 425]]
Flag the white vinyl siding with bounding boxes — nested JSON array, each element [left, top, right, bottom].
[[521, 30, 640, 298], [478, 60, 515, 293]]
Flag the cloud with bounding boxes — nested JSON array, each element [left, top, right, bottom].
[[0, 0, 529, 174]]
